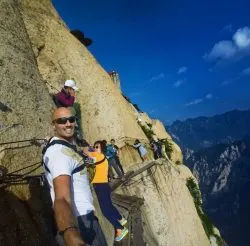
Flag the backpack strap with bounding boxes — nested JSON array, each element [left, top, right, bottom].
[[71, 151, 89, 175], [95, 156, 106, 165], [42, 139, 77, 155], [71, 154, 106, 174], [42, 139, 84, 174]]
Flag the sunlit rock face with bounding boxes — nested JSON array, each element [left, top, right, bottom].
[[118, 160, 211, 246], [0, 0, 54, 245], [0, 0, 219, 245], [136, 111, 183, 164], [19, 0, 147, 148]]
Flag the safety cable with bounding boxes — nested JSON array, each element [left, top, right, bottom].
[[123, 164, 158, 187], [44, 81, 60, 92], [0, 174, 45, 190], [118, 136, 148, 141], [0, 144, 34, 154], [0, 160, 43, 188], [0, 138, 46, 146], [7, 161, 41, 175]]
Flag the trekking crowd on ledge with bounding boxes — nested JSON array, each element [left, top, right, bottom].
[[42, 80, 169, 246]]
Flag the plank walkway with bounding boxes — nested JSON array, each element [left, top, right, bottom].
[[111, 161, 160, 246]]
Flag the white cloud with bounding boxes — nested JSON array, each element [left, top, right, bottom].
[[204, 26, 250, 62], [205, 93, 213, 99], [233, 27, 250, 48], [185, 93, 213, 106], [177, 66, 187, 74], [185, 98, 203, 107], [149, 73, 165, 82], [241, 67, 250, 76], [205, 40, 237, 60], [173, 79, 185, 88]]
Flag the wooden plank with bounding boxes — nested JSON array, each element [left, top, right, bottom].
[[111, 162, 160, 245], [130, 211, 146, 246], [111, 161, 159, 192], [112, 194, 144, 211], [125, 162, 158, 181], [110, 171, 135, 191], [112, 193, 143, 203]]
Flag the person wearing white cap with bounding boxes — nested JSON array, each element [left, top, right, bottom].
[[55, 79, 78, 107]]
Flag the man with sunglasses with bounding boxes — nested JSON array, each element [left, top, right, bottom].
[[43, 107, 107, 246]]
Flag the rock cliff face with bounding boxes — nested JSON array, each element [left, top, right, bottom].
[[136, 111, 183, 164], [0, 0, 54, 244], [119, 161, 211, 246], [19, 0, 147, 146], [0, 0, 219, 245]]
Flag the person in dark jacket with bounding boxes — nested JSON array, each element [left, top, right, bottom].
[[111, 139, 125, 175], [106, 140, 124, 179], [55, 79, 78, 107], [151, 141, 159, 160]]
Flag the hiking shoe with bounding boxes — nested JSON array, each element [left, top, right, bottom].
[[115, 228, 128, 241], [119, 218, 128, 226]]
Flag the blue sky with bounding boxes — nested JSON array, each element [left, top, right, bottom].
[[52, 0, 250, 124]]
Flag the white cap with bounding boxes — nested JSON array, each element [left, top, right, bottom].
[[64, 79, 78, 91]]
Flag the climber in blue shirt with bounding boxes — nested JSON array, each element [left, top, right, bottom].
[[106, 139, 124, 179]]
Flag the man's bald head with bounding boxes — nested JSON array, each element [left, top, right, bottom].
[[52, 107, 75, 141], [52, 107, 73, 122]]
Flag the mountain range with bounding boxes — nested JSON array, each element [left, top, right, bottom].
[[167, 109, 250, 246], [168, 109, 250, 151]]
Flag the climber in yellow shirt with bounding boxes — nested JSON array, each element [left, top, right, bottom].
[[84, 140, 128, 242]]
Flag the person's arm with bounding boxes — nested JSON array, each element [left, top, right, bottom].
[[114, 145, 120, 157], [116, 149, 120, 157], [54, 175, 85, 246], [106, 145, 112, 159], [133, 143, 140, 148], [56, 91, 75, 107]]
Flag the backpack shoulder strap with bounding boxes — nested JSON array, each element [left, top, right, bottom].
[[42, 139, 81, 174], [95, 156, 106, 165], [71, 154, 106, 174], [42, 139, 77, 155]]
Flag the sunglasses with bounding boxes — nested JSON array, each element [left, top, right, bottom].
[[53, 116, 76, 125]]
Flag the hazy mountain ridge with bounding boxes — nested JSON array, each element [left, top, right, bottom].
[[167, 109, 250, 151]]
